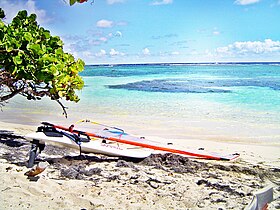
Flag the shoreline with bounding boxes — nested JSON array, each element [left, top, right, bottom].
[[1, 106, 280, 145]]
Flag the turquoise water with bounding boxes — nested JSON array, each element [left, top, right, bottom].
[[78, 64, 280, 119], [2, 63, 280, 143]]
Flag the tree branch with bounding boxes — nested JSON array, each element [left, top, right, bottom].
[[0, 87, 24, 102], [0, 49, 24, 54], [56, 99, 68, 118]]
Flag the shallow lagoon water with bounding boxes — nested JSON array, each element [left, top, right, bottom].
[[2, 63, 280, 144]]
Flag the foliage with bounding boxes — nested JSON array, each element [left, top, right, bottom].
[[0, 9, 85, 117], [70, 0, 88, 6]]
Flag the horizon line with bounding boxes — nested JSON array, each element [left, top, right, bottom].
[[85, 61, 280, 66]]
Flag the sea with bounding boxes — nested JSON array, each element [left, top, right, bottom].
[[2, 63, 280, 144]]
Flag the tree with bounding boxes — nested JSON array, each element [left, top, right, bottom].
[[0, 9, 85, 117]]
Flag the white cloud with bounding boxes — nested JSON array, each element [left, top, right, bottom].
[[142, 48, 151, 55], [96, 19, 113, 28], [99, 37, 108, 42], [95, 49, 106, 57], [0, 0, 49, 24], [234, 0, 260, 5], [151, 0, 173, 6], [157, 51, 180, 57], [107, 0, 125, 5], [110, 49, 118, 56], [213, 30, 220, 36], [215, 39, 280, 55], [82, 51, 94, 57], [171, 51, 180, 55], [109, 48, 125, 56], [108, 31, 122, 38], [216, 47, 229, 54]]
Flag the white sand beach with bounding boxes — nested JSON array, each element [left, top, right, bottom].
[[0, 120, 279, 209]]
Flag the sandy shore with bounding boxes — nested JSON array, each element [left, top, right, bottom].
[[0, 120, 280, 209]]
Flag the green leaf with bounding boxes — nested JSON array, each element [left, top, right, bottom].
[[0, 21, 5, 28], [0, 8, 5, 19], [6, 45, 14, 52], [12, 17, 21, 26], [57, 39, 63, 47], [13, 55, 22, 64], [55, 48, 63, 56], [46, 46, 53, 52], [17, 10, 28, 19], [29, 14, 37, 22], [43, 30, 51, 39], [41, 44, 46, 52], [70, 0, 77, 6], [76, 59, 85, 72], [24, 32, 32, 41], [27, 43, 41, 54]]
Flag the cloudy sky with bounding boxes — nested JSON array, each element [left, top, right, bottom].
[[1, 0, 280, 64]]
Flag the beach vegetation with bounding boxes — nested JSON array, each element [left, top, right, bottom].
[[0, 9, 85, 117]]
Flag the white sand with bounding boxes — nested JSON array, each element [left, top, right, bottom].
[[0, 120, 280, 209]]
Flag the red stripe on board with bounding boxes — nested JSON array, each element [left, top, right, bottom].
[[53, 124, 238, 161]]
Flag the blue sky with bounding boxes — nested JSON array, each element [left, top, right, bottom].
[[1, 0, 280, 64]]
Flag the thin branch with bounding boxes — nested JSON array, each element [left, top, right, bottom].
[[0, 49, 24, 54], [1, 67, 69, 118], [0, 87, 24, 102], [56, 99, 68, 118]]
